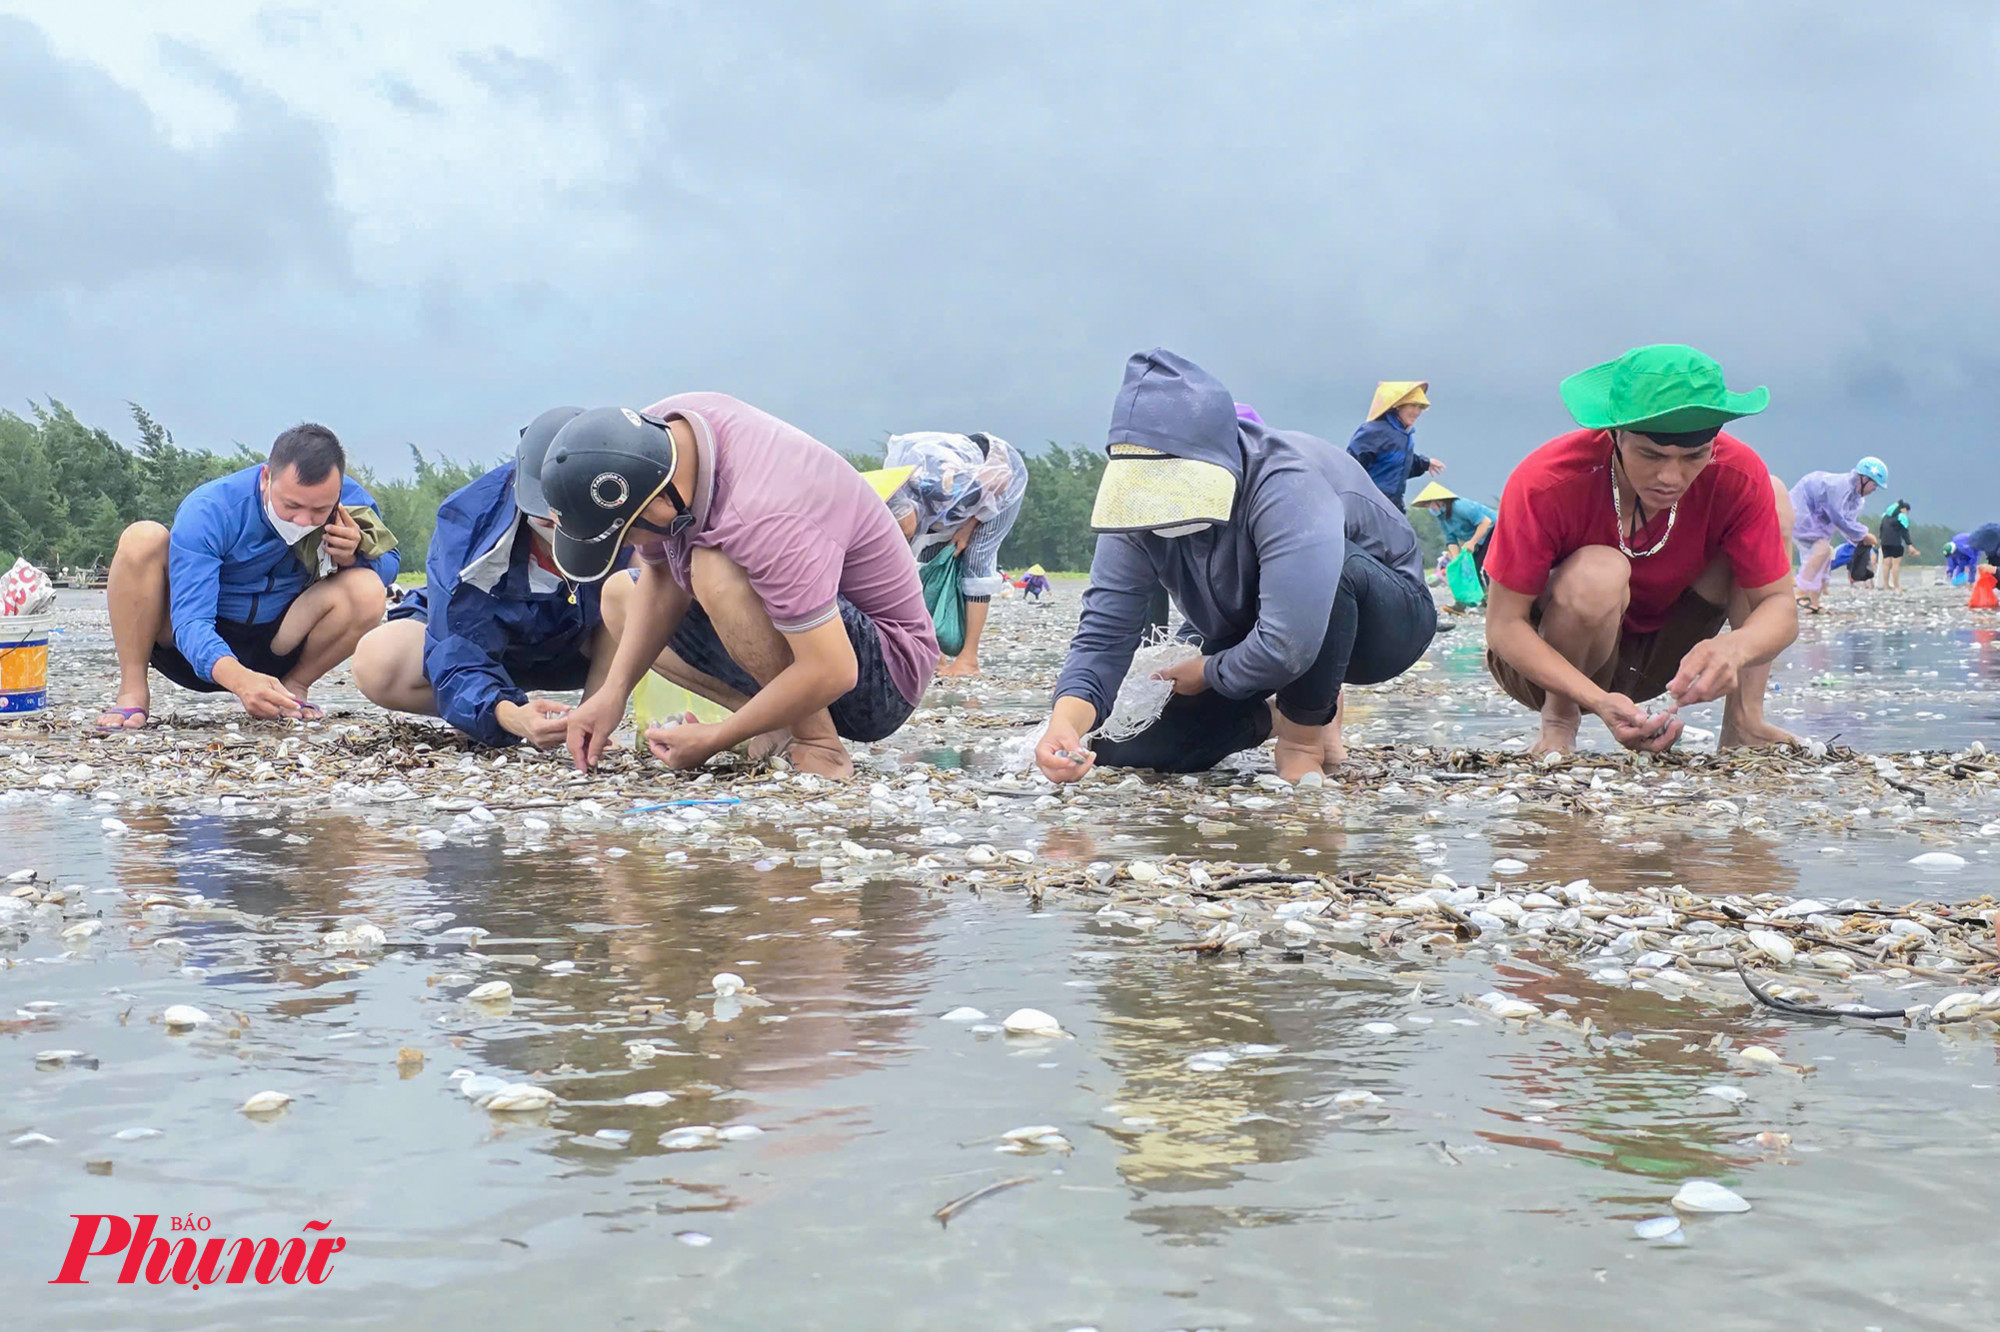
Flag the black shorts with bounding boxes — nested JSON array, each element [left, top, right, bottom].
[[667, 597, 916, 743], [151, 617, 302, 693], [1880, 544, 1905, 559]]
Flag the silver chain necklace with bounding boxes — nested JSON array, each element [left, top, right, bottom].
[[1609, 448, 1677, 558]]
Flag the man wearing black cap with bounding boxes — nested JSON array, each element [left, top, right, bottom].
[[351, 408, 619, 747], [544, 396, 937, 779]]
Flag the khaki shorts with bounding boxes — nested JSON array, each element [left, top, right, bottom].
[[1486, 587, 1728, 709]]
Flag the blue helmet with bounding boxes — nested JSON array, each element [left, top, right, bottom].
[[1854, 456, 1888, 488]]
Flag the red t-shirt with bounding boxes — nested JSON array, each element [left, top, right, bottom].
[[1484, 429, 1789, 634]]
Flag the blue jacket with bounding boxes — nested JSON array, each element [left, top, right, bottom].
[[168, 464, 399, 683], [1053, 349, 1427, 721], [412, 462, 602, 747], [1345, 416, 1431, 510]]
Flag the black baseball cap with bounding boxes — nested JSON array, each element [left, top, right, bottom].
[[513, 406, 584, 518], [540, 407, 679, 582]]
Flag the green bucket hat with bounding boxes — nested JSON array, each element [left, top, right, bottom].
[[1559, 344, 1769, 435]]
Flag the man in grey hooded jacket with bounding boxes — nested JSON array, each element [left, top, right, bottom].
[[1035, 349, 1438, 782]]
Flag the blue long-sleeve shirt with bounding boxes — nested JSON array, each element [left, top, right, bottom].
[[167, 464, 398, 683], [413, 462, 602, 747], [1346, 416, 1432, 510]]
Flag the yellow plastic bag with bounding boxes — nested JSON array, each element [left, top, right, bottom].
[[632, 674, 730, 751]]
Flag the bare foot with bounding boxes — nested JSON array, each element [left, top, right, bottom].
[[1529, 718, 1579, 757], [1718, 718, 1800, 749], [95, 688, 150, 730], [937, 655, 981, 678], [1321, 695, 1348, 767], [278, 680, 323, 722], [747, 728, 793, 763], [1270, 706, 1327, 783], [783, 736, 854, 780]]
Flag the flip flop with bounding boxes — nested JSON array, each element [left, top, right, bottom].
[[94, 706, 149, 732]]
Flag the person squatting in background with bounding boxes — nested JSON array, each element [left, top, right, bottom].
[[1036, 349, 1437, 785], [881, 430, 1029, 678], [1789, 457, 1888, 613], [1347, 380, 1444, 511]]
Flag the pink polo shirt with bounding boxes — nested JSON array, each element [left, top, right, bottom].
[[633, 392, 937, 705]]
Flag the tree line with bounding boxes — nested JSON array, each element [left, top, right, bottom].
[[0, 401, 1962, 579]]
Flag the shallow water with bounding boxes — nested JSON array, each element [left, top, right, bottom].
[[8, 789, 1999, 1329], [10, 582, 2000, 1327]]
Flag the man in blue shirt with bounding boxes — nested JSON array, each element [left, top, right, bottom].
[[95, 424, 398, 729], [352, 408, 613, 748]]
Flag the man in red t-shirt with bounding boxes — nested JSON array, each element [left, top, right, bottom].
[[1483, 345, 1800, 755]]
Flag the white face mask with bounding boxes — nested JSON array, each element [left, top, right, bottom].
[[264, 485, 323, 546], [1150, 522, 1212, 539]]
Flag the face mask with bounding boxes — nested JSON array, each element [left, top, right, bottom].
[[264, 486, 323, 546], [1150, 522, 1211, 539], [525, 514, 557, 537]]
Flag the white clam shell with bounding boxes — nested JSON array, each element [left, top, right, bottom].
[[481, 1083, 558, 1112], [1746, 930, 1795, 965], [710, 972, 745, 997], [240, 1090, 293, 1114], [1671, 1179, 1750, 1213], [1001, 1008, 1064, 1037], [466, 981, 514, 1003], [162, 1005, 212, 1029]]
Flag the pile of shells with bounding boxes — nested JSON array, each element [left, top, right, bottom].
[[958, 854, 2000, 1025]]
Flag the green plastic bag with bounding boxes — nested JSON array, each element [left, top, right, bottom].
[[1445, 548, 1486, 608], [921, 545, 967, 657]]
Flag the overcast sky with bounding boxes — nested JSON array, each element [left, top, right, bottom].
[[4, 2, 1996, 520]]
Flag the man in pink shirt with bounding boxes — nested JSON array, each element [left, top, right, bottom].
[[544, 397, 937, 779]]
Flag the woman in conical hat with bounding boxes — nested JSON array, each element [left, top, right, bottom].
[[1411, 479, 1497, 588], [1346, 381, 1442, 511], [881, 431, 1029, 677]]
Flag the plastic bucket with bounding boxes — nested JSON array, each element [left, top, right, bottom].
[[0, 612, 53, 715]]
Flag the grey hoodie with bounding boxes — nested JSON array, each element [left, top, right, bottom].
[[1053, 349, 1426, 722]]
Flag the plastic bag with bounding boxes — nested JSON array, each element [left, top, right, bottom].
[[1, 558, 55, 616], [1444, 549, 1485, 608], [1089, 633, 1202, 743], [631, 674, 731, 752], [921, 545, 967, 657]]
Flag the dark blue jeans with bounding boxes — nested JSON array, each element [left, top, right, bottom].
[[1092, 550, 1436, 772]]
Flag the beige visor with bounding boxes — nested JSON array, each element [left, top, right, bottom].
[[1090, 444, 1238, 533]]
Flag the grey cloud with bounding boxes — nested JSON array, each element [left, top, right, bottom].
[[6, 3, 1998, 523], [457, 47, 572, 116], [378, 72, 443, 116], [0, 19, 349, 299]]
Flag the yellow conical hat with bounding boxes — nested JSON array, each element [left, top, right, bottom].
[[1024, 564, 1046, 577], [1367, 381, 1430, 421], [859, 465, 917, 500], [1411, 480, 1459, 505]]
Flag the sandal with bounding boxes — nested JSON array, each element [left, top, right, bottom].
[[1794, 597, 1822, 615], [94, 706, 149, 732]]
